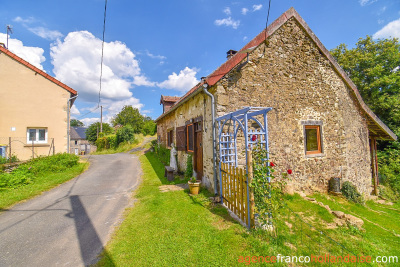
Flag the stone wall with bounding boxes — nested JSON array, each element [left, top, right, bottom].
[[157, 92, 216, 191], [212, 18, 372, 196]]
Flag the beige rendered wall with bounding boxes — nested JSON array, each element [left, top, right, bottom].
[[0, 52, 71, 161], [213, 18, 372, 196], [157, 92, 215, 190]]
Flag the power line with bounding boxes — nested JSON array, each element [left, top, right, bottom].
[[265, 0, 272, 41], [76, 106, 100, 120], [98, 0, 108, 107]]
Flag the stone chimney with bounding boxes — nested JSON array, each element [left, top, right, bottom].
[[226, 50, 237, 60]]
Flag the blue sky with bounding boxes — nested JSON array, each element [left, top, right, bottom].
[[1, 0, 399, 125]]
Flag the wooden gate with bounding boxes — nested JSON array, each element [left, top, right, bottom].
[[220, 160, 254, 227]]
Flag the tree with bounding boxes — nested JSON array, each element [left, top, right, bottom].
[[111, 106, 144, 133], [142, 117, 157, 136], [85, 122, 113, 143], [116, 125, 135, 144], [332, 36, 400, 196], [331, 36, 400, 135], [70, 119, 84, 127]]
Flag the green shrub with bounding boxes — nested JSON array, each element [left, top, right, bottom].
[[341, 181, 364, 204], [185, 154, 193, 178], [378, 148, 400, 196], [378, 185, 399, 202], [0, 153, 79, 189], [96, 134, 118, 150], [116, 125, 135, 144], [154, 143, 170, 166], [0, 155, 19, 164]]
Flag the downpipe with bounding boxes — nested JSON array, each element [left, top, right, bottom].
[[201, 80, 218, 195]]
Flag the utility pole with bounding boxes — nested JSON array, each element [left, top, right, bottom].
[[100, 105, 103, 133]]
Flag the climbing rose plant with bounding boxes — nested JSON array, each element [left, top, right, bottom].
[[249, 143, 290, 227]]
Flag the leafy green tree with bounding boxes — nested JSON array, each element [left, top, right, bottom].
[[70, 119, 84, 127], [116, 125, 135, 144], [331, 36, 400, 135], [111, 106, 144, 133], [142, 117, 157, 136], [332, 36, 400, 197], [85, 122, 113, 143]]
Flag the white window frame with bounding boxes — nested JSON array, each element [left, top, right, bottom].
[[26, 128, 48, 144]]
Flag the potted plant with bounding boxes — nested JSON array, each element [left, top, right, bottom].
[[188, 176, 201, 195]]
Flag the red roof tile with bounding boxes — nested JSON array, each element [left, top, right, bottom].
[[0, 45, 77, 96]]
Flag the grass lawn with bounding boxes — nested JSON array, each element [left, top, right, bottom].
[[96, 152, 286, 266], [0, 161, 88, 210], [97, 151, 400, 266]]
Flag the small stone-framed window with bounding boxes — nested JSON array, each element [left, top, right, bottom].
[[302, 121, 324, 157], [167, 129, 174, 147]]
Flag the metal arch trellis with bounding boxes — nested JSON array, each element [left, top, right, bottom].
[[216, 106, 273, 228]]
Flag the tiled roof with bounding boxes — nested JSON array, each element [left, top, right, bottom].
[[70, 127, 87, 140], [155, 7, 396, 141], [0, 44, 77, 96]]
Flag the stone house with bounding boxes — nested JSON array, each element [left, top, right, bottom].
[[70, 127, 96, 155], [155, 8, 397, 196], [0, 44, 78, 161]]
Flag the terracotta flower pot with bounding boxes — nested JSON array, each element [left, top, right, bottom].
[[188, 181, 201, 195]]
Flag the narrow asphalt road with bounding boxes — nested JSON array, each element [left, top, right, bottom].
[[0, 147, 144, 266]]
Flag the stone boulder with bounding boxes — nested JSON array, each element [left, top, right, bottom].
[[344, 214, 364, 229]]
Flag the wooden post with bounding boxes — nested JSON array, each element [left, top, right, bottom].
[[52, 138, 55, 155], [32, 140, 34, 159], [9, 137, 11, 163], [247, 149, 255, 228], [370, 138, 379, 195]]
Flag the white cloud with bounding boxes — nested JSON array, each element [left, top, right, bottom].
[[13, 16, 62, 41], [80, 117, 100, 126], [50, 31, 154, 102], [243, 36, 248, 42], [373, 18, 400, 39], [214, 17, 240, 29], [253, 4, 263, 11], [157, 67, 199, 93], [0, 33, 45, 70], [133, 75, 156, 86], [242, 8, 249, 15], [28, 27, 63, 41], [145, 50, 166, 65], [78, 96, 143, 126], [145, 50, 166, 60], [71, 105, 80, 115], [359, 0, 377, 6], [378, 19, 385, 25], [13, 16, 36, 24], [102, 97, 144, 123], [378, 6, 387, 15], [223, 7, 231, 15]]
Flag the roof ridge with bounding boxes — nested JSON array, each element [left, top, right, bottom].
[[0, 45, 77, 96], [154, 7, 396, 141]]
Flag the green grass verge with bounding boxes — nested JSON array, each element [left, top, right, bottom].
[[0, 162, 88, 210], [96, 152, 289, 266], [97, 152, 400, 266]]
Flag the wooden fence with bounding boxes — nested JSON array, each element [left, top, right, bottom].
[[220, 154, 255, 228]]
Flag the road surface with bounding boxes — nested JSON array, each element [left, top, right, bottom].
[[0, 151, 142, 266]]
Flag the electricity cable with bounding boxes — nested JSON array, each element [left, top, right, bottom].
[[98, 0, 108, 107]]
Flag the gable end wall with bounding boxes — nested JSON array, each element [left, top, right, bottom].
[[214, 18, 372, 195]]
